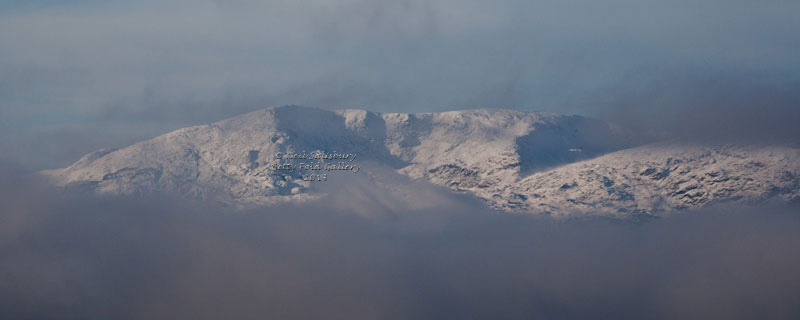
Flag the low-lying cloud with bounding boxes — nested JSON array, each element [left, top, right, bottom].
[[2, 165, 800, 319]]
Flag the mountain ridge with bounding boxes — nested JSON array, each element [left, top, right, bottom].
[[40, 105, 800, 217]]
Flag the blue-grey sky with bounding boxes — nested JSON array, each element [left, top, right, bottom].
[[1, 0, 799, 169]]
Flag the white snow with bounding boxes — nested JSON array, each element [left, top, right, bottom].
[[39, 105, 800, 217]]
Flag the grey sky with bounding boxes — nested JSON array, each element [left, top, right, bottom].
[[1, 0, 799, 169]]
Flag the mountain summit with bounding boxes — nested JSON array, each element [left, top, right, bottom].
[[41, 106, 800, 217]]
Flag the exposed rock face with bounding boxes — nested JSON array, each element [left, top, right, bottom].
[[40, 105, 800, 217]]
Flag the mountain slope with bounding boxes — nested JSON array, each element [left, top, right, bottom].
[[490, 144, 800, 216], [40, 106, 800, 217]]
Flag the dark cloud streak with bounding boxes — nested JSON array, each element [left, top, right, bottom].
[[594, 66, 800, 144]]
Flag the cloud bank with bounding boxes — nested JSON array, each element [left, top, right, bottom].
[[2, 166, 800, 319]]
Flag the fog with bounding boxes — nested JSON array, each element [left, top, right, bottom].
[[1, 166, 799, 319]]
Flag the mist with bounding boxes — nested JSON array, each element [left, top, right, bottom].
[[2, 166, 800, 319]]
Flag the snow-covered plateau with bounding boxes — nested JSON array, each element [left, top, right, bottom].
[[40, 105, 800, 217]]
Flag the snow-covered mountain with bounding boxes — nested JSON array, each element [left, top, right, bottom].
[[40, 105, 800, 217]]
